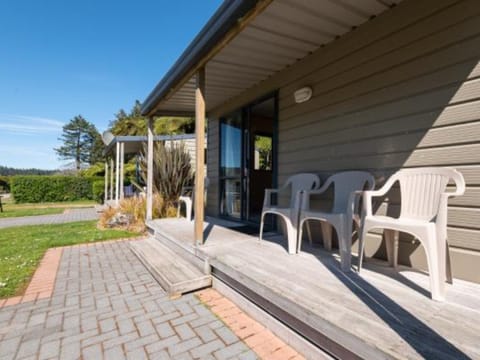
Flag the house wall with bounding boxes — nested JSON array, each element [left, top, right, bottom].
[[206, 0, 480, 283]]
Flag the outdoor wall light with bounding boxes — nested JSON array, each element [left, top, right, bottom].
[[294, 86, 313, 103]]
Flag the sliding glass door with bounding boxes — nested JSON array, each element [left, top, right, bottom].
[[220, 112, 243, 219], [219, 94, 277, 223]]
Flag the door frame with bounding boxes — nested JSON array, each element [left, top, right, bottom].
[[218, 91, 279, 224]]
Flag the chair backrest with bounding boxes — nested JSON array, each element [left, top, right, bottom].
[[327, 171, 375, 213], [284, 173, 320, 208], [392, 168, 464, 221]]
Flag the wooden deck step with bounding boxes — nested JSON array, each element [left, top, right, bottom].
[[130, 237, 212, 298]]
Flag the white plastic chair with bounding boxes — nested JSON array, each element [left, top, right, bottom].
[[177, 177, 209, 221], [259, 173, 320, 254], [358, 167, 465, 301], [298, 171, 375, 271]]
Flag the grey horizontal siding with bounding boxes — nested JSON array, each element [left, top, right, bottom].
[[276, 0, 480, 283], [207, 0, 480, 282]]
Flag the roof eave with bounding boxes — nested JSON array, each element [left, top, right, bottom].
[[141, 0, 258, 116]]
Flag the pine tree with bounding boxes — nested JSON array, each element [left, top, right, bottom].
[[54, 115, 102, 171]]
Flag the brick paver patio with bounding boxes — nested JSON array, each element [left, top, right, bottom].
[[0, 208, 99, 229], [0, 239, 302, 359]]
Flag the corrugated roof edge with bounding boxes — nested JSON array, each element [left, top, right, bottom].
[[140, 0, 258, 116]]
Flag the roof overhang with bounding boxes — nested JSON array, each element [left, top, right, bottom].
[[103, 133, 195, 156], [142, 0, 403, 117]]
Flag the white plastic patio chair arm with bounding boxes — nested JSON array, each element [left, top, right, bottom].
[[348, 190, 364, 220], [448, 171, 466, 197], [263, 185, 289, 208]]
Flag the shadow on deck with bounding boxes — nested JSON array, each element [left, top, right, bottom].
[[146, 217, 479, 359]]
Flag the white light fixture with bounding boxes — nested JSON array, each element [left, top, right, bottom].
[[294, 86, 313, 103]]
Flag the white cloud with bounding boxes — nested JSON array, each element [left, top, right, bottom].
[[0, 114, 64, 135]]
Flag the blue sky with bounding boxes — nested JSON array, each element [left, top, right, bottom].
[[0, 0, 222, 170]]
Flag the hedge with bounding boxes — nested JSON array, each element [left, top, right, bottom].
[[0, 175, 10, 193], [10, 175, 101, 203]]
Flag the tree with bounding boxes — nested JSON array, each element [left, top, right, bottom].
[[54, 115, 102, 171], [109, 100, 195, 136]]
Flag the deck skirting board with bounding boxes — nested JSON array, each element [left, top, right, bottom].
[[210, 264, 388, 360]]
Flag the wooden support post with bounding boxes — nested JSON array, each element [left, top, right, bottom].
[[115, 142, 120, 204], [104, 161, 108, 203], [120, 142, 125, 200], [110, 157, 114, 201], [194, 68, 206, 245], [146, 117, 154, 221]]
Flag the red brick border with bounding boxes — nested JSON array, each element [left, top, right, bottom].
[[197, 288, 305, 360], [0, 247, 62, 308]]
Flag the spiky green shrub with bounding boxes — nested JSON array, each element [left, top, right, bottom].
[[139, 141, 193, 213]]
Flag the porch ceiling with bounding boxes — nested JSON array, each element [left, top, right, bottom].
[[144, 0, 403, 116]]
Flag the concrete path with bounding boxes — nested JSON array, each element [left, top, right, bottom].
[[0, 208, 99, 229], [0, 240, 259, 360]]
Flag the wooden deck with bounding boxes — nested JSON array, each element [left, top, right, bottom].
[[147, 218, 480, 360]]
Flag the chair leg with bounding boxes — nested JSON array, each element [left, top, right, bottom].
[[306, 220, 313, 246], [259, 213, 266, 243], [336, 221, 351, 272], [385, 230, 399, 269], [284, 219, 298, 255], [446, 241, 453, 284], [298, 219, 305, 253], [185, 200, 192, 222], [321, 222, 333, 251], [423, 228, 446, 301], [358, 223, 367, 273]]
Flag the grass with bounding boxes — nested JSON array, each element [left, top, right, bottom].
[[0, 198, 96, 219], [0, 220, 139, 298]]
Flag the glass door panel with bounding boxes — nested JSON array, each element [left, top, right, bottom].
[[220, 112, 243, 219]]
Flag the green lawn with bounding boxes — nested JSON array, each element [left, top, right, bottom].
[[0, 198, 96, 218], [0, 221, 139, 298]]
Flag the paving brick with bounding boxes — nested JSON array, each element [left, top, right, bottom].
[[195, 324, 217, 343], [39, 339, 60, 360], [104, 345, 125, 359], [0, 336, 21, 358], [60, 341, 81, 360], [214, 326, 238, 345], [190, 339, 224, 358], [168, 337, 202, 356], [155, 322, 176, 339], [175, 323, 196, 340], [81, 343, 103, 360], [16, 338, 40, 359], [145, 335, 180, 354], [213, 341, 251, 360]]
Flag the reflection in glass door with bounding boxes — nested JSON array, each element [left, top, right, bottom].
[[219, 95, 276, 223], [220, 112, 243, 219]]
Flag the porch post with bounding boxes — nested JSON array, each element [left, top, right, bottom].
[[194, 67, 206, 245], [104, 161, 108, 203], [115, 142, 120, 204], [120, 142, 125, 200], [110, 157, 114, 201], [146, 117, 154, 221]]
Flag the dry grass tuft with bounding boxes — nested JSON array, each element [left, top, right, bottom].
[[98, 193, 177, 232]]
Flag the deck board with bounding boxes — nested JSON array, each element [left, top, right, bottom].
[[148, 218, 480, 359]]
